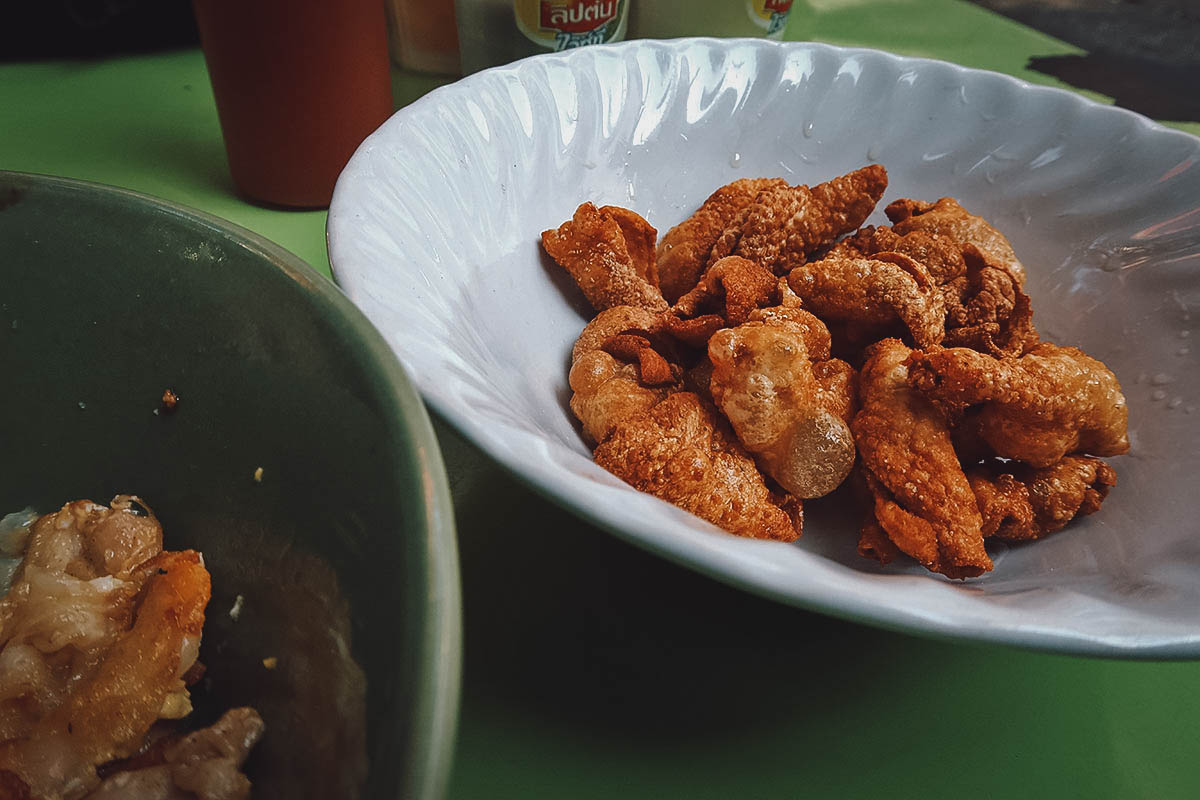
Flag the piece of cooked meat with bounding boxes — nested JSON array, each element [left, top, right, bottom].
[[568, 306, 680, 445], [0, 498, 262, 800], [86, 707, 265, 800], [708, 315, 856, 499], [542, 202, 667, 313], [968, 456, 1117, 541], [656, 177, 788, 303], [906, 343, 1129, 467], [0, 548, 210, 798], [851, 339, 991, 578], [787, 250, 945, 349], [885, 196, 1026, 286], [594, 392, 802, 541], [708, 165, 889, 275]]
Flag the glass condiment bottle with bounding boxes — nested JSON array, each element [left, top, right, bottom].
[[629, 0, 794, 40], [386, 0, 462, 75], [455, 0, 631, 75]]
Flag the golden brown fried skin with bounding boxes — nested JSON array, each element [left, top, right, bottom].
[[708, 316, 857, 499], [600, 204, 659, 289], [709, 165, 889, 275], [601, 334, 676, 386], [594, 392, 802, 541], [812, 359, 859, 426], [787, 251, 945, 349], [856, 514, 903, 565], [656, 178, 788, 303], [886, 196, 1026, 286], [542, 202, 667, 313], [834, 222, 1035, 356], [968, 456, 1116, 540], [568, 306, 679, 445], [851, 339, 991, 578], [838, 225, 969, 286], [0, 550, 210, 799], [671, 256, 779, 327], [747, 285, 833, 361], [940, 243, 1038, 357], [747, 288, 856, 422], [570, 305, 665, 363], [906, 343, 1129, 467]]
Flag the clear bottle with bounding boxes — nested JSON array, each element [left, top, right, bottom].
[[629, 0, 794, 40], [455, 0, 631, 74], [386, 0, 462, 75]]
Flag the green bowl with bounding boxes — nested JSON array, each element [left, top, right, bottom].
[[0, 172, 460, 799]]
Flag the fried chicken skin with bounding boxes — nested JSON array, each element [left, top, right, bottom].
[[885, 196, 1026, 286], [787, 251, 945, 349], [851, 340, 991, 578], [708, 165, 889, 275], [657, 178, 788, 303], [594, 392, 802, 541], [709, 314, 857, 499], [906, 343, 1129, 467], [968, 456, 1116, 540], [542, 202, 667, 313], [568, 306, 680, 445]]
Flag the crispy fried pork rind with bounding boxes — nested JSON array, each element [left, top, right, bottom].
[[665, 256, 780, 348], [547, 167, 1125, 577], [542, 202, 667, 313], [856, 514, 903, 566], [906, 343, 1130, 467], [672, 256, 779, 327], [829, 214, 1036, 358], [709, 165, 889, 275], [787, 251, 945, 349], [939, 244, 1038, 357], [708, 316, 856, 499], [837, 225, 968, 286], [657, 177, 788, 303], [568, 306, 680, 446], [885, 196, 1026, 285], [851, 340, 991, 578], [594, 392, 802, 542], [968, 456, 1117, 541]]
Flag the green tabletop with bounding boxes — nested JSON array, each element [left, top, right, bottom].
[[5, 1, 1199, 797]]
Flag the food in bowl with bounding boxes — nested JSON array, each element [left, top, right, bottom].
[[541, 165, 1128, 579], [0, 497, 262, 799]]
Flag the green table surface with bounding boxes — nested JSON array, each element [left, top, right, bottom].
[[5, 1, 1199, 797]]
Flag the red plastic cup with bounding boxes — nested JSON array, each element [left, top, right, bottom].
[[193, 0, 394, 208]]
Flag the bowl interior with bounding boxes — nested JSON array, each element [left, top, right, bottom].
[[0, 173, 459, 797], [329, 39, 1200, 656]]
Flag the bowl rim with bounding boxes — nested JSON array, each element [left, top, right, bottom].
[[328, 38, 1200, 661], [0, 169, 463, 799]]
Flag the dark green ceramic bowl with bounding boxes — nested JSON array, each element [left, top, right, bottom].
[[0, 172, 460, 799]]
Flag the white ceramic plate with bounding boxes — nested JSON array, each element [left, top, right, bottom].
[[329, 38, 1200, 657]]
